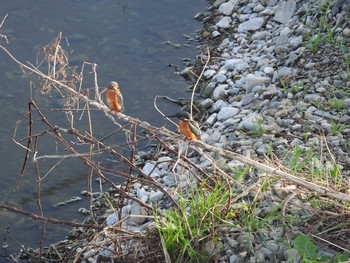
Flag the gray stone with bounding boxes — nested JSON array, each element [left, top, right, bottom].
[[199, 98, 214, 109], [240, 114, 263, 131], [275, 27, 291, 46], [238, 17, 266, 32], [213, 84, 229, 100], [219, 0, 237, 15], [211, 99, 228, 112], [217, 107, 240, 121], [216, 16, 232, 29], [213, 73, 227, 83], [143, 162, 160, 177], [230, 254, 244, 263], [274, 0, 297, 24], [206, 113, 218, 125], [106, 213, 118, 226], [321, 121, 332, 134], [304, 94, 323, 104], [227, 239, 239, 248], [212, 30, 221, 38], [246, 74, 271, 91], [203, 69, 216, 79], [262, 86, 278, 99], [289, 35, 303, 48], [224, 58, 249, 72], [137, 188, 149, 203], [241, 93, 256, 106], [253, 4, 265, 12], [163, 174, 176, 186], [276, 67, 295, 78], [129, 202, 148, 225], [204, 240, 216, 254], [343, 27, 350, 37], [256, 144, 269, 155], [237, 233, 254, 250], [149, 190, 164, 203], [263, 66, 274, 75], [270, 226, 285, 239], [202, 82, 216, 97], [203, 130, 222, 144]]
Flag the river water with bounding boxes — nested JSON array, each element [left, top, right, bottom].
[[0, 0, 206, 258]]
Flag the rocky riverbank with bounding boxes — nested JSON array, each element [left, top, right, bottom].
[[17, 0, 350, 262]]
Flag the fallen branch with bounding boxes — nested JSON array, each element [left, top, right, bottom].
[[0, 204, 102, 230]]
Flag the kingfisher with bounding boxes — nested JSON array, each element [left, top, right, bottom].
[[101, 81, 124, 112], [167, 111, 201, 140]]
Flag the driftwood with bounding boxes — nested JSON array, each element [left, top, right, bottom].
[[1, 44, 349, 204]]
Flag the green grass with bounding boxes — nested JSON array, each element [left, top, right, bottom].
[[252, 117, 265, 137], [283, 144, 345, 190], [327, 97, 347, 111], [331, 121, 346, 136], [304, 0, 335, 54], [154, 182, 232, 262]]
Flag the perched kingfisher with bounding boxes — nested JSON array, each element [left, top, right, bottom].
[[167, 111, 201, 140], [101, 81, 124, 112]]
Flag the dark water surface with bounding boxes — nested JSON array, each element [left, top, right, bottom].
[[0, 0, 206, 258]]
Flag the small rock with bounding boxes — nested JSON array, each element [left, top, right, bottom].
[[237, 233, 254, 250], [199, 98, 214, 109], [149, 190, 164, 203], [343, 27, 350, 37], [270, 226, 285, 240], [238, 17, 266, 32], [219, 1, 236, 15], [204, 240, 216, 254], [241, 93, 256, 106], [213, 73, 227, 83], [289, 35, 303, 48], [203, 69, 216, 79], [129, 202, 148, 225], [137, 188, 149, 203], [304, 94, 323, 104], [106, 213, 118, 226], [202, 82, 217, 97], [230, 254, 244, 263], [212, 30, 221, 38], [206, 113, 218, 125], [245, 74, 271, 91], [143, 162, 160, 177], [213, 84, 229, 100], [274, 0, 297, 24], [216, 16, 232, 29], [217, 107, 240, 121]]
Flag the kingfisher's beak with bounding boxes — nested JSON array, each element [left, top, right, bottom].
[[100, 88, 108, 94]]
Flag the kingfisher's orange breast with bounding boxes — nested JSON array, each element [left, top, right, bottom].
[[106, 90, 122, 112], [179, 121, 199, 140]]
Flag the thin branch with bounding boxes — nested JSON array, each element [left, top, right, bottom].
[[0, 204, 102, 230]]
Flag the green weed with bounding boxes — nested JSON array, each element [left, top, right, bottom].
[[293, 235, 349, 263], [155, 182, 232, 262], [252, 118, 265, 137]]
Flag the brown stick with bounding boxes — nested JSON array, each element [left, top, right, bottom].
[[0, 204, 102, 230]]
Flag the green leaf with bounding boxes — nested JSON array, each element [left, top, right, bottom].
[[293, 235, 317, 260], [335, 253, 350, 262], [319, 255, 333, 262]]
